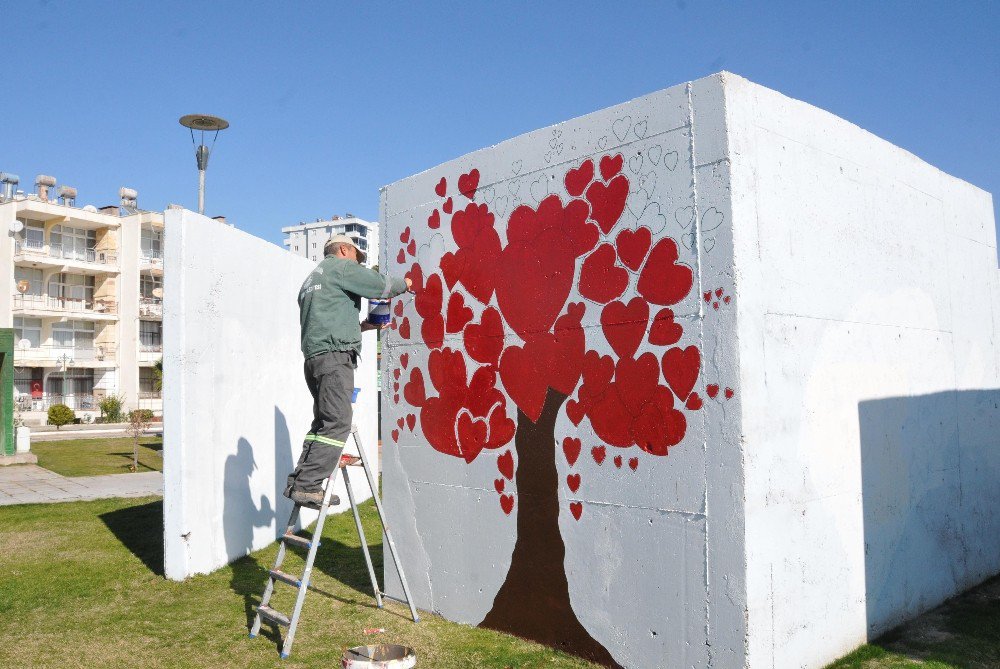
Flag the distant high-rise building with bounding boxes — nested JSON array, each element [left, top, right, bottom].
[[281, 215, 379, 266]]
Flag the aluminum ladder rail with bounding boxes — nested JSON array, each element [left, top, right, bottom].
[[249, 424, 420, 659]]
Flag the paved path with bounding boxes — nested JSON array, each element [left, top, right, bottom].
[[0, 465, 162, 506]]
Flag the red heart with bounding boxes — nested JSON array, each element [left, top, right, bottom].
[[706, 384, 719, 399], [400, 352, 409, 368], [579, 243, 628, 304], [403, 367, 426, 406], [396, 249, 405, 264], [715, 288, 723, 298], [649, 308, 683, 346], [600, 154, 623, 180], [464, 306, 504, 367], [662, 346, 700, 400], [393, 381, 399, 392], [406, 414, 416, 431], [458, 169, 480, 200], [712, 302, 719, 310], [685, 392, 703, 410], [391, 429, 399, 443], [703, 291, 712, 303], [638, 238, 693, 306], [586, 175, 629, 234], [400, 227, 410, 243], [566, 399, 586, 426], [456, 412, 488, 463], [723, 295, 731, 304], [600, 298, 649, 360], [390, 321, 397, 330], [591, 445, 606, 465], [428, 209, 441, 229], [393, 301, 404, 317], [562, 437, 581, 467], [498, 344, 548, 422], [565, 159, 595, 197], [567, 473, 581, 493], [614, 455, 623, 468], [724, 387, 734, 399], [494, 478, 505, 494], [393, 368, 401, 380], [628, 457, 638, 471], [613, 353, 660, 412], [435, 177, 446, 197], [396, 418, 404, 429], [399, 317, 411, 339], [445, 292, 474, 334], [407, 239, 416, 257], [393, 393, 399, 403], [500, 494, 514, 515], [616, 227, 652, 271], [497, 450, 515, 480], [443, 197, 453, 214], [569, 502, 583, 520]]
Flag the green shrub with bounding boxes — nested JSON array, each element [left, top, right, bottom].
[[99, 394, 126, 423], [47, 404, 76, 430]]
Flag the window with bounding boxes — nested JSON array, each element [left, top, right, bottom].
[[13, 317, 42, 348], [50, 225, 96, 261], [141, 228, 163, 259], [48, 273, 95, 309], [52, 320, 95, 350], [357, 227, 367, 238], [140, 274, 163, 299], [140, 367, 159, 395], [140, 320, 162, 349], [14, 369, 35, 396], [312, 242, 317, 248], [14, 267, 43, 296], [22, 221, 44, 249], [47, 369, 94, 401]]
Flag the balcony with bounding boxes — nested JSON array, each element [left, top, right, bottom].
[[139, 343, 163, 365], [140, 251, 164, 276], [14, 240, 119, 273], [13, 344, 117, 368], [11, 293, 118, 320], [15, 393, 98, 413], [139, 297, 163, 320]]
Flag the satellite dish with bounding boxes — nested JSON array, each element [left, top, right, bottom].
[[152, 287, 164, 298], [17, 339, 31, 350], [16, 280, 30, 294], [9, 220, 24, 233], [82, 205, 98, 213]]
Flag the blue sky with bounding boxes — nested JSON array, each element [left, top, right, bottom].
[[4, 1, 998, 252]]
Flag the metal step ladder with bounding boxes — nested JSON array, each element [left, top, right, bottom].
[[250, 424, 419, 659]]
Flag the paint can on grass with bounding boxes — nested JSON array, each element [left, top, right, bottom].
[[367, 299, 392, 327], [342, 644, 416, 668]]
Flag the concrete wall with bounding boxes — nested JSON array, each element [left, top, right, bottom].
[[163, 209, 379, 580], [380, 77, 744, 668], [724, 75, 1000, 668]]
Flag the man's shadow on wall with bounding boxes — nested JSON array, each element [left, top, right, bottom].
[[225, 407, 295, 632], [859, 388, 1000, 640]]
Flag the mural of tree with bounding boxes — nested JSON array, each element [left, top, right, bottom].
[[390, 156, 702, 667]]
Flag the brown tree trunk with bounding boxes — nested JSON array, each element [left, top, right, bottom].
[[479, 389, 622, 668]]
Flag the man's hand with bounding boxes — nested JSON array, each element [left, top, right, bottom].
[[361, 320, 388, 332], [405, 277, 413, 292]]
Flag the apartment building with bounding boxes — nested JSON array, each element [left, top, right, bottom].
[[0, 173, 163, 423], [281, 215, 379, 266]]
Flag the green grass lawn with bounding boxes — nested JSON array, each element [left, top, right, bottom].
[[0, 496, 600, 669], [31, 437, 162, 476]]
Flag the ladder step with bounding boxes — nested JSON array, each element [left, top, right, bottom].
[[269, 569, 301, 588], [282, 533, 313, 549], [257, 605, 290, 627]]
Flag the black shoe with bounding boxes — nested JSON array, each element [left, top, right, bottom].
[[289, 489, 340, 510]]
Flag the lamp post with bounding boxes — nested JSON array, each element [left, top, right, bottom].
[[57, 353, 74, 409], [179, 114, 230, 215]]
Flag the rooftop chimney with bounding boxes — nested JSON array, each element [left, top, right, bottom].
[[99, 205, 120, 215], [35, 174, 56, 201], [58, 186, 77, 207], [0, 172, 19, 200], [120, 187, 138, 210], [212, 215, 228, 226]]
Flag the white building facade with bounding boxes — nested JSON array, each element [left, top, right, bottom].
[[281, 215, 378, 266], [0, 173, 163, 423]]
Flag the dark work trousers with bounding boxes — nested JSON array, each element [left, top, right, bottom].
[[283, 350, 356, 495]]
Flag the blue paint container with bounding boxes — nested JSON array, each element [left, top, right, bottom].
[[367, 299, 392, 326]]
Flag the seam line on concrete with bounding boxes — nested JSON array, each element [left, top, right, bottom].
[[764, 311, 953, 334]]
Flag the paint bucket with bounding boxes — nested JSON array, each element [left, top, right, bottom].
[[342, 644, 416, 669], [367, 299, 392, 326]]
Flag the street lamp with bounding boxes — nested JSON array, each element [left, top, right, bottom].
[[57, 353, 74, 408], [179, 114, 230, 215]]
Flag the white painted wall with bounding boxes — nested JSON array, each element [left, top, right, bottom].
[[163, 209, 379, 580], [379, 72, 999, 669], [724, 74, 1000, 668]]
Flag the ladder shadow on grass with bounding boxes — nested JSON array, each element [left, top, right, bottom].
[[99, 500, 165, 577]]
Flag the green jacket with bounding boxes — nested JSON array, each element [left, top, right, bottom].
[[299, 257, 409, 360]]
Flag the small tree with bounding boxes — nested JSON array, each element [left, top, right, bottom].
[[126, 408, 153, 472], [47, 404, 75, 430], [153, 358, 163, 393], [98, 393, 125, 423]]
